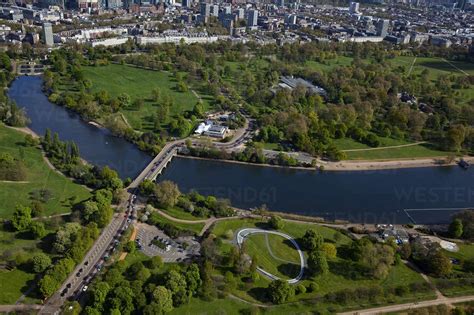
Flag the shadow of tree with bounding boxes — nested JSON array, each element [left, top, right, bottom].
[[328, 260, 365, 280], [247, 286, 270, 303], [277, 262, 300, 279]]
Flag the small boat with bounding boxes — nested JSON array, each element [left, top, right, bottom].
[[458, 159, 470, 169]]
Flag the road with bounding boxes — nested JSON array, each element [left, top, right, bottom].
[[38, 193, 136, 314], [38, 115, 254, 314], [338, 295, 474, 315]]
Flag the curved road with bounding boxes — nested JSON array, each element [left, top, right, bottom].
[[236, 228, 305, 284]]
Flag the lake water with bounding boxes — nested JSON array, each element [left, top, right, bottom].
[[8, 76, 152, 179], [9, 76, 474, 224]]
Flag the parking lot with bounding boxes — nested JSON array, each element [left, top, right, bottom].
[[135, 223, 201, 263]]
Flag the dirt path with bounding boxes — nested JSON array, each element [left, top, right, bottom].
[[0, 304, 42, 312], [443, 58, 469, 76], [341, 141, 426, 152], [338, 294, 474, 315], [408, 56, 417, 76]]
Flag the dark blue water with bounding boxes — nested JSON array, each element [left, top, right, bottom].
[[8, 76, 152, 179], [9, 76, 474, 224], [159, 157, 474, 224]]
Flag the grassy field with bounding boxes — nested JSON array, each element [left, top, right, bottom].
[[344, 143, 450, 160], [150, 211, 205, 235], [305, 56, 354, 72], [161, 206, 208, 221], [389, 56, 474, 79], [0, 125, 91, 304], [211, 218, 351, 245], [210, 218, 435, 312], [0, 125, 90, 218], [82, 64, 207, 131], [244, 233, 301, 280]]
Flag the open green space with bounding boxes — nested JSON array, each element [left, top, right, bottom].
[[212, 218, 351, 246], [305, 55, 354, 72], [169, 297, 248, 315], [149, 211, 205, 235], [0, 125, 90, 218], [161, 206, 208, 221], [0, 125, 91, 304], [388, 56, 474, 79], [244, 233, 301, 280], [82, 64, 207, 131], [0, 268, 36, 304], [210, 218, 436, 311], [344, 143, 451, 160]]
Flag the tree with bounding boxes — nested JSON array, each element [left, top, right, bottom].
[[31, 253, 52, 273], [29, 221, 46, 239], [152, 286, 174, 313], [268, 280, 294, 304], [154, 181, 181, 208], [308, 250, 329, 276], [39, 274, 58, 298], [192, 102, 205, 118], [139, 179, 155, 196], [165, 270, 189, 306], [90, 282, 110, 308], [301, 229, 323, 251], [147, 255, 163, 269], [427, 250, 452, 277], [449, 218, 463, 239], [11, 205, 32, 231], [125, 241, 136, 253], [321, 243, 337, 259], [268, 215, 284, 230]]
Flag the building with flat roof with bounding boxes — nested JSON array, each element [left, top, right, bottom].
[[41, 22, 54, 46]]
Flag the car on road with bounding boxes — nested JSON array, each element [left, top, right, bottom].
[[82, 285, 88, 292]]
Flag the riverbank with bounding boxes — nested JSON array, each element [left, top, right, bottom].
[[319, 156, 474, 171], [178, 152, 474, 172]]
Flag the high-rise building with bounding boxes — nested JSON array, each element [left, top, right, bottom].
[[41, 22, 54, 47], [210, 4, 219, 16], [78, 0, 99, 9], [235, 8, 244, 19], [276, 0, 284, 7], [285, 13, 296, 25], [182, 0, 191, 7], [247, 9, 258, 27], [200, 2, 211, 16], [349, 1, 359, 13], [106, 0, 123, 9], [376, 19, 389, 37]]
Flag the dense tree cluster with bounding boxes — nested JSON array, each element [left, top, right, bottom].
[[42, 129, 123, 191], [449, 210, 474, 241], [140, 180, 235, 218], [82, 258, 203, 314]]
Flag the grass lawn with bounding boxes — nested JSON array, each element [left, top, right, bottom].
[[305, 56, 354, 72], [212, 218, 351, 245], [151, 211, 205, 235], [389, 56, 474, 79], [0, 125, 91, 218], [244, 233, 301, 280], [82, 64, 207, 131], [344, 143, 450, 160], [0, 269, 36, 304], [169, 297, 249, 315], [161, 206, 208, 221]]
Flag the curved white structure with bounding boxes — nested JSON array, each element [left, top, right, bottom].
[[236, 228, 305, 284]]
